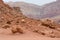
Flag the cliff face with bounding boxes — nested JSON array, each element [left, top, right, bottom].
[[7, 1, 60, 23], [6, 2, 41, 19]]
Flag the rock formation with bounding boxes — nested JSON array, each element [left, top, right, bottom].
[[0, 0, 24, 33], [0, 0, 60, 38], [0, 0, 3, 3], [7, 0, 60, 23]]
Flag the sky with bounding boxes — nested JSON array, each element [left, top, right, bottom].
[[3, 0, 56, 6]]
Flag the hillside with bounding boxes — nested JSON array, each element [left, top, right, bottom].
[[6, 2, 41, 19], [39, 0, 60, 23], [6, 0, 60, 23], [0, 0, 60, 40]]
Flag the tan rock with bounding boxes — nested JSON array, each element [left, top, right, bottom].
[[11, 25, 24, 34]]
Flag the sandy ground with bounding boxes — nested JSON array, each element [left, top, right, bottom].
[[0, 28, 60, 40]]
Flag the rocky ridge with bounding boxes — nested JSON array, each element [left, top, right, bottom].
[[7, 0, 60, 23]]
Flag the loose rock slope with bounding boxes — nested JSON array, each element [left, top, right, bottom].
[[0, 0, 60, 38]]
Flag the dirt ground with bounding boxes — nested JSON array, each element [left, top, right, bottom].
[[0, 28, 60, 40]]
